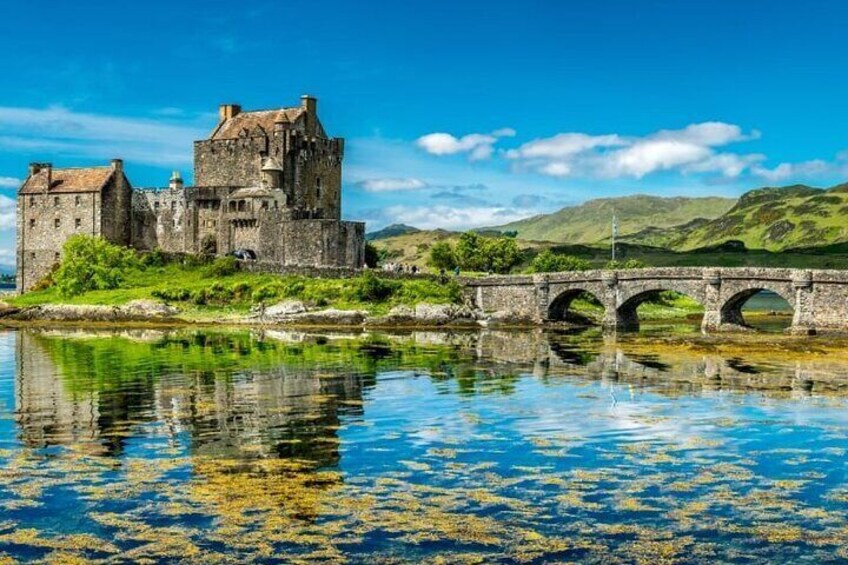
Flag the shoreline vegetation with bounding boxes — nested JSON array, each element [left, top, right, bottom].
[[0, 235, 793, 329]]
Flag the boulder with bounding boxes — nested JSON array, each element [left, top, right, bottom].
[[481, 310, 535, 326], [413, 303, 454, 325], [365, 305, 416, 326], [120, 300, 179, 319], [289, 308, 368, 326], [261, 300, 308, 320]]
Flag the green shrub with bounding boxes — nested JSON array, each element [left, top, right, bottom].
[[53, 235, 139, 296], [606, 259, 647, 270], [530, 250, 590, 273], [151, 287, 191, 302], [139, 248, 167, 268], [353, 271, 400, 302], [204, 256, 239, 278]]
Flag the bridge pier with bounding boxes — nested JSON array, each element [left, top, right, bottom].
[[789, 272, 816, 335]]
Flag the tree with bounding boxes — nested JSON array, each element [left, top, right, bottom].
[[485, 236, 521, 274], [530, 250, 590, 273], [364, 242, 383, 268], [453, 232, 522, 274], [454, 232, 487, 272], [428, 241, 457, 270], [54, 235, 138, 296]]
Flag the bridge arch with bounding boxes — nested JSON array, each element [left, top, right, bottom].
[[719, 284, 795, 329], [547, 288, 605, 325], [616, 285, 705, 331]]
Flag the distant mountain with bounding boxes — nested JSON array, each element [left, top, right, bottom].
[[365, 223, 421, 241], [622, 183, 848, 251], [490, 195, 736, 244]]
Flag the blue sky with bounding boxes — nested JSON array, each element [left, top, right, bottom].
[[2, 0, 848, 267]]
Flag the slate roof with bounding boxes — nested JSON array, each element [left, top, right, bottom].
[[211, 108, 305, 140], [19, 167, 115, 194]]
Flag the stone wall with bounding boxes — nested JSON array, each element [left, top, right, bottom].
[[17, 190, 102, 291]]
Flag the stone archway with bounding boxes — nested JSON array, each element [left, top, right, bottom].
[[615, 287, 705, 331], [719, 286, 795, 330], [547, 288, 605, 325]]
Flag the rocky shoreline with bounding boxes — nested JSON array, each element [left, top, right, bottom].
[[0, 299, 537, 329]]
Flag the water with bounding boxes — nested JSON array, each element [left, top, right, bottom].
[[0, 326, 847, 563]]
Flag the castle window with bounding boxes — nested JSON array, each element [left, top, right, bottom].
[[316, 177, 321, 199], [237, 200, 246, 212], [75, 218, 81, 229], [29, 196, 35, 206], [75, 195, 81, 206], [54, 218, 61, 229], [171, 201, 176, 211], [54, 252, 60, 262], [29, 219, 35, 229], [261, 200, 269, 210], [30, 252, 35, 260], [53, 196, 60, 207]]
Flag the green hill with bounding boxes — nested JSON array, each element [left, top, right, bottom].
[[623, 183, 848, 251], [490, 195, 736, 244], [366, 223, 421, 241]]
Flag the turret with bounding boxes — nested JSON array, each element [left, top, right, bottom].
[[261, 157, 283, 189]]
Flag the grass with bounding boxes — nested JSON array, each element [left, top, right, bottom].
[[7, 262, 463, 319]]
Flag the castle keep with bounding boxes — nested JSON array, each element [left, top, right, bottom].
[[16, 95, 365, 291]]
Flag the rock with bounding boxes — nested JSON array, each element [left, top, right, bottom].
[[261, 300, 308, 320], [289, 308, 367, 326], [413, 303, 454, 325], [482, 310, 535, 326], [365, 305, 416, 326], [120, 300, 179, 319], [0, 301, 19, 318], [10, 300, 177, 322]]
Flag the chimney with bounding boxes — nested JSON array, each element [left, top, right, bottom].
[[169, 170, 184, 190], [28, 162, 43, 177], [300, 94, 317, 115], [219, 103, 241, 123], [44, 163, 52, 191], [111, 158, 123, 173]]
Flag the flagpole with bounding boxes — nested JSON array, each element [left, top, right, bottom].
[[611, 211, 617, 263]]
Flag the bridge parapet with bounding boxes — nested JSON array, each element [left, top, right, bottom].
[[462, 267, 848, 334]]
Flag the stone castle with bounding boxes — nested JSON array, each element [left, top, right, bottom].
[[16, 95, 365, 291]]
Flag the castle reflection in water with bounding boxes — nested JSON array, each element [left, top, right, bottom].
[[12, 327, 848, 461]]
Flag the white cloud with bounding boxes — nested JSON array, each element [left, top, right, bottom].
[[369, 204, 537, 231], [506, 121, 761, 180], [416, 128, 515, 161], [506, 132, 624, 160], [357, 177, 428, 192], [751, 159, 832, 183], [0, 105, 209, 167], [0, 177, 20, 189], [0, 195, 15, 230]]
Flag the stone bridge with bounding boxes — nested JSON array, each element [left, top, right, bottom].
[[462, 267, 848, 334]]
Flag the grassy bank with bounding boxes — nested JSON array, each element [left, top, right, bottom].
[[7, 260, 463, 320]]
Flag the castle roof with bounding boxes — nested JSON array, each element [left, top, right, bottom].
[[210, 107, 305, 140], [19, 166, 115, 194]]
